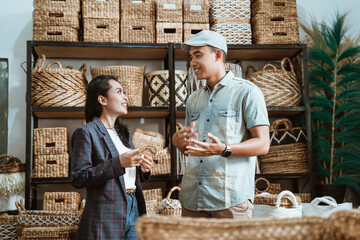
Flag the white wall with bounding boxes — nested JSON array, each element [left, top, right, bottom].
[[1, 0, 360, 161]]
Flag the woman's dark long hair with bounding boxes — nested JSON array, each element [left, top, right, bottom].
[[85, 75, 131, 148]]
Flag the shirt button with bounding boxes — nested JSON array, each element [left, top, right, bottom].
[[207, 119, 209, 122], [200, 160, 203, 163], [199, 182, 202, 185], [210, 99, 212, 102], [203, 140, 206, 142]]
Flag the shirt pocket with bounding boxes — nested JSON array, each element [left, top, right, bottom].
[[218, 109, 237, 139]]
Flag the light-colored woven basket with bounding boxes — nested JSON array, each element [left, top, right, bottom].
[[158, 187, 181, 217], [255, 178, 281, 195], [33, 0, 80, 12], [43, 192, 82, 212], [33, 26, 78, 41], [90, 64, 145, 106], [183, 23, 209, 41], [0, 213, 17, 240], [254, 192, 302, 208], [246, 57, 301, 107], [20, 226, 78, 239], [152, 147, 171, 175], [183, 0, 209, 23], [82, 0, 119, 19], [251, 0, 297, 16], [156, 22, 183, 43], [33, 127, 68, 155], [210, 22, 252, 44], [120, 19, 155, 43], [121, 0, 155, 21], [31, 55, 87, 107], [209, 0, 251, 24], [156, 0, 183, 23], [132, 128, 166, 151], [83, 18, 120, 42], [33, 153, 69, 178], [145, 70, 188, 107], [143, 188, 163, 215], [135, 215, 327, 240], [32, 9, 80, 28]]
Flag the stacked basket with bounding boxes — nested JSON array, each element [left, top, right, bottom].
[[121, 0, 156, 43], [251, 0, 299, 44], [183, 0, 210, 41], [210, 0, 252, 44], [33, 0, 80, 41], [82, 0, 120, 42], [33, 128, 70, 178], [156, 0, 183, 43]]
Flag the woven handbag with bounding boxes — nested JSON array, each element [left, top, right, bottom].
[[302, 196, 353, 218], [255, 177, 281, 194], [270, 118, 307, 145], [31, 55, 87, 107], [153, 147, 171, 175], [158, 187, 182, 217], [0, 154, 25, 212], [246, 57, 301, 106], [143, 188, 163, 216]]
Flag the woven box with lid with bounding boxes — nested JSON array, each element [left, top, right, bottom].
[[183, 23, 209, 41], [43, 192, 82, 211], [34, 0, 81, 12], [83, 18, 119, 42], [33, 127, 68, 155], [82, 0, 120, 19], [121, 19, 155, 43], [156, 22, 183, 43], [33, 153, 69, 178], [183, 0, 209, 23], [121, 0, 155, 21], [156, 0, 183, 23]]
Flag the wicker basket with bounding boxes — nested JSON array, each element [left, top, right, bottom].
[[251, 0, 297, 16], [135, 215, 327, 240], [183, 0, 209, 23], [33, 0, 80, 12], [33, 153, 69, 178], [183, 23, 210, 41], [33, 26, 79, 41], [121, 0, 155, 21], [325, 210, 360, 240], [254, 192, 302, 208], [31, 55, 87, 107], [90, 65, 145, 106], [152, 147, 171, 175], [0, 213, 17, 240], [255, 177, 281, 195], [295, 193, 311, 203], [83, 18, 120, 42], [82, 0, 119, 19], [156, 0, 183, 23], [143, 188, 163, 215], [156, 22, 183, 43], [132, 128, 166, 152], [0, 154, 25, 174], [120, 19, 155, 43], [270, 118, 307, 145], [210, 22, 252, 44], [20, 226, 78, 239], [43, 192, 82, 212], [158, 187, 181, 217], [145, 70, 188, 107], [33, 127, 68, 155], [32, 9, 80, 28], [246, 57, 301, 107], [209, 0, 251, 24]]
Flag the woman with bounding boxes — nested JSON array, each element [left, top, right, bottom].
[[71, 75, 153, 240]]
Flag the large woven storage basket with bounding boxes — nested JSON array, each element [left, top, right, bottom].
[[91, 65, 145, 106], [33, 127, 68, 155], [183, 23, 210, 41], [82, 0, 119, 19], [33, 9, 79, 28], [83, 18, 120, 43], [143, 188, 163, 215], [145, 70, 187, 107], [121, 0, 155, 21], [156, 0, 183, 23], [33, 153, 69, 178], [135, 215, 327, 240], [33, 0, 80, 12], [209, 0, 251, 24], [43, 192, 82, 212], [158, 187, 182, 217], [251, 0, 297, 16], [31, 55, 87, 107], [156, 23, 183, 43], [183, 0, 209, 23], [33, 26, 79, 42], [246, 57, 301, 106], [211, 22, 252, 44], [19, 226, 78, 240], [120, 19, 155, 43], [0, 213, 17, 240]]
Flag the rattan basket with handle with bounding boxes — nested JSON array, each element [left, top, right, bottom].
[[246, 57, 301, 107], [158, 186, 182, 217], [90, 65, 145, 107], [255, 177, 281, 195], [31, 55, 87, 107], [132, 128, 166, 151]]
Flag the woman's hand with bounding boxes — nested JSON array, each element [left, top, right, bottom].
[[140, 154, 153, 173], [119, 148, 146, 168]]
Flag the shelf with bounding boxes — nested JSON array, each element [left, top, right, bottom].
[[174, 44, 305, 60], [149, 175, 171, 182], [177, 173, 309, 181], [32, 106, 170, 119], [32, 41, 169, 60], [31, 177, 72, 184]]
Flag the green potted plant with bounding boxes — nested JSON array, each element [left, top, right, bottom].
[[301, 13, 360, 202]]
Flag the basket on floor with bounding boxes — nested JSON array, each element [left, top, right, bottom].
[[90, 65, 145, 107], [0, 213, 17, 240], [31, 55, 87, 107], [158, 187, 182, 217], [255, 178, 281, 194], [143, 188, 162, 215], [246, 57, 301, 107]]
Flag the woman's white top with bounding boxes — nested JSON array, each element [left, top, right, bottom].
[[107, 129, 136, 190]]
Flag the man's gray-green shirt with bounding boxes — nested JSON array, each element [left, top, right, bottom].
[[180, 71, 269, 211]]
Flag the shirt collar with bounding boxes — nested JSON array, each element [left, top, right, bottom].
[[204, 71, 234, 91]]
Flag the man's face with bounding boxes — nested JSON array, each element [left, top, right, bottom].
[[189, 45, 218, 80]]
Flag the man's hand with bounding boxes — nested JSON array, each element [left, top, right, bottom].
[[184, 132, 226, 156], [119, 148, 147, 168], [172, 122, 198, 153]]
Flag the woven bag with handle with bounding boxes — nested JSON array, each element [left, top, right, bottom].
[[158, 186, 182, 217]]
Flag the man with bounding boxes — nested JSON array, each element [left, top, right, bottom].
[[172, 30, 270, 219]]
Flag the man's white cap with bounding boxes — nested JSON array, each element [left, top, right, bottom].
[[181, 30, 227, 54]]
